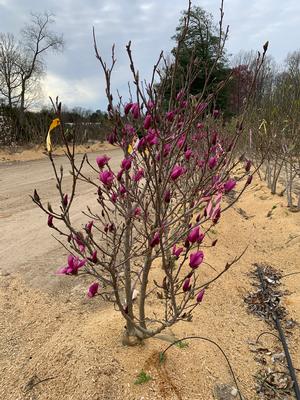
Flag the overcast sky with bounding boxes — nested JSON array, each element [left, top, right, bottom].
[[0, 0, 299, 111]]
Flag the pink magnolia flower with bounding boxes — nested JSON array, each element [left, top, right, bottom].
[[74, 234, 85, 252], [183, 278, 191, 292], [121, 158, 132, 171], [163, 143, 171, 157], [47, 215, 54, 227], [132, 169, 144, 182], [150, 232, 160, 247], [246, 175, 253, 185], [87, 250, 98, 263], [146, 129, 158, 146], [131, 103, 140, 119], [188, 226, 204, 244], [111, 192, 118, 203], [117, 169, 124, 181], [99, 170, 114, 187], [137, 137, 147, 151], [213, 109, 220, 118], [164, 189, 171, 203], [172, 245, 183, 258], [147, 100, 155, 109], [177, 135, 185, 148], [124, 103, 133, 115], [134, 207, 142, 217], [208, 157, 217, 169], [212, 131, 218, 145], [63, 194, 68, 207], [245, 159, 252, 172], [143, 114, 152, 129], [87, 282, 99, 298], [184, 149, 193, 161], [176, 90, 184, 101], [196, 288, 205, 303], [166, 111, 175, 122], [119, 185, 127, 196], [57, 254, 86, 275], [96, 154, 110, 169], [224, 179, 236, 193], [189, 251, 204, 269], [170, 165, 185, 181], [85, 220, 93, 233], [212, 206, 221, 224], [107, 132, 117, 145]]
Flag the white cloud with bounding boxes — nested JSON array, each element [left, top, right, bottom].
[[41, 73, 101, 109]]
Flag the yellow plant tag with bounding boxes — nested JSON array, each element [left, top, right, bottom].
[[46, 118, 61, 152]]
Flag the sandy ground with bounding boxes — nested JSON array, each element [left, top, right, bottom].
[[0, 142, 115, 163], [0, 148, 299, 400]]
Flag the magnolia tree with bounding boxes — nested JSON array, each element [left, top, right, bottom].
[[32, 3, 266, 344]]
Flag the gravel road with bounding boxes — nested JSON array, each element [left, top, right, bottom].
[[0, 148, 122, 292]]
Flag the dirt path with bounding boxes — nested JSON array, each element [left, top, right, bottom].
[[0, 155, 299, 400], [0, 148, 122, 293]]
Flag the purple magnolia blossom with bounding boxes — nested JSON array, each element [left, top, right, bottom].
[[124, 102, 133, 115], [166, 111, 175, 122], [213, 109, 220, 118], [87, 282, 99, 298], [224, 179, 236, 193], [134, 207, 142, 217], [212, 131, 218, 145], [189, 251, 204, 269], [172, 245, 183, 258], [208, 157, 217, 169], [107, 132, 117, 145], [131, 103, 140, 119], [245, 159, 252, 172], [119, 185, 126, 196], [111, 192, 118, 203], [121, 158, 132, 171], [57, 254, 86, 275], [96, 155, 110, 169], [177, 135, 185, 148], [246, 175, 253, 185], [147, 100, 155, 109], [146, 129, 158, 146], [117, 169, 124, 181], [212, 207, 221, 224], [183, 278, 191, 292], [196, 288, 205, 303], [74, 234, 85, 252], [85, 220, 93, 233], [188, 226, 204, 244], [184, 149, 193, 161], [170, 165, 185, 181], [143, 114, 152, 129], [132, 169, 144, 182], [87, 250, 98, 263], [63, 194, 68, 207], [150, 232, 160, 247], [47, 215, 54, 227], [137, 137, 147, 151], [163, 143, 171, 157], [164, 189, 171, 203], [99, 170, 114, 187]]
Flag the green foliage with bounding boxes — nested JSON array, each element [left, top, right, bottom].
[[134, 370, 153, 385], [175, 340, 189, 349], [161, 5, 230, 114]]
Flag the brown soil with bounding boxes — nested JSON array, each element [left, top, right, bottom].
[[0, 151, 299, 400], [0, 141, 115, 163]]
